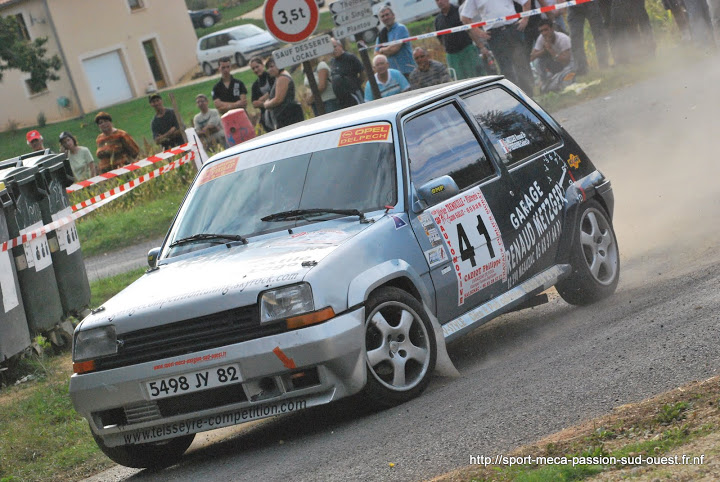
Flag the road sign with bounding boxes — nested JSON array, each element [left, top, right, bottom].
[[263, 0, 320, 44], [333, 4, 373, 26], [332, 15, 380, 39], [329, 0, 371, 14], [272, 34, 334, 68]]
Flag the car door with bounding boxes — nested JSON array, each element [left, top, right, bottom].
[[403, 100, 515, 323], [461, 86, 568, 289]]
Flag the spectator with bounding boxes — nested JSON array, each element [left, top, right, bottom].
[[609, 0, 656, 64], [94, 112, 140, 173], [26, 130, 45, 152], [263, 59, 305, 129], [364, 54, 410, 101], [683, 0, 716, 48], [59, 131, 97, 181], [193, 94, 226, 151], [661, 0, 691, 41], [567, 0, 611, 74], [249, 57, 275, 133], [530, 19, 576, 92], [460, 0, 535, 95], [375, 6, 416, 79], [212, 57, 248, 116], [304, 57, 339, 116], [409, 48, 452, 89], [149, 93, 184, 150], [330, 38, 365, 108], [434, 0, 486, 80]]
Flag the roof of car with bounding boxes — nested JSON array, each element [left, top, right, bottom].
[[208, 75, 504, 163]]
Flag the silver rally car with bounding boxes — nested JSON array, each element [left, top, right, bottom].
[[70, 77, 619, 468]]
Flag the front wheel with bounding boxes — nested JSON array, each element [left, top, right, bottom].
[[235, 53, 247, 67], [92, 430, 195, 468], [556, 199, 620, 305], [201, 15, 215, 28], [363, 287, 436, 408]]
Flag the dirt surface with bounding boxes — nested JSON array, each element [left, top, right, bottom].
[[82, 56, 720, 481]]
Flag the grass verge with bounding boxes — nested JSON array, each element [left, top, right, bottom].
[[0, 268, 145, 482]]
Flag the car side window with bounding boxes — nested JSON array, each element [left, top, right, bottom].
[[200, 38, 209, 50], [405, 103, 495, 191], [463, 88, 559, 168], [217, 34, 230, 47]]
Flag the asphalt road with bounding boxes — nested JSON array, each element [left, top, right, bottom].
[[84, 56, 720, 481]]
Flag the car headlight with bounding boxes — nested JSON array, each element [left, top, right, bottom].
[[260, 283, 315, 323], [73, 325, 117, 364]]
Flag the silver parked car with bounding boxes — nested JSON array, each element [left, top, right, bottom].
[[196, 24, 281, 75], [70, 77, 619, 468]]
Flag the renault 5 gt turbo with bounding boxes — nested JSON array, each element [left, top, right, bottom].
[[69, 76, 619, 468]]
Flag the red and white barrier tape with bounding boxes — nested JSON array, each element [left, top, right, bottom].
[[71, 151, 195, 212], [1, 151, 195, 254], [370, 0, 593, 50], [65, 143, 195, 193]]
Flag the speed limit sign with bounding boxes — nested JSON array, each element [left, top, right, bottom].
[[263, 0, 320, 43]]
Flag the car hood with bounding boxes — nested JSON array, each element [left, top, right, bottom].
[[80, 223, 371, 334]]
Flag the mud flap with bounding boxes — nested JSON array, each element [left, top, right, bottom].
[[423, 302, 460, 378]]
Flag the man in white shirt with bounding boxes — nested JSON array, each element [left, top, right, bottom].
[[460, 0, 535, 95], [530, 19, 576, 92]]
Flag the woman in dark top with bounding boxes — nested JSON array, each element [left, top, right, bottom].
[[263, 59, 304, 129], [250, 57, 275, 133]]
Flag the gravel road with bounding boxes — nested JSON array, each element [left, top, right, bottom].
[[84, 56, 720, 481]]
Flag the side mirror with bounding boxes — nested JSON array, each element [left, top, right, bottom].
[[413, 175, 460, 213], [147, 247, 161, 269]]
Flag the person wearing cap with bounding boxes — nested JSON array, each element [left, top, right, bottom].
[[193, 93, 226, 150], [26, 130, 46, 152], [59, 131, 97, 181], [94, 111, 140, 173], [149, 93, 185, 150]]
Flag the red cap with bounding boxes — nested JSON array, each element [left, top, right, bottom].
[[26, 130, 43, 143]]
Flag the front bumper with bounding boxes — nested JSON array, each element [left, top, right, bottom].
[[70, 308, 365, 447]]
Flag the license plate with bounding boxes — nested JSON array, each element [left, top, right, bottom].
[[146, 364, 241, 400]]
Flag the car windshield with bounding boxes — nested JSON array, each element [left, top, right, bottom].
[[165, 125, 397, 257], [230, 25, 264, 40]]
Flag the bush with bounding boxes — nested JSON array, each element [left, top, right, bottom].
[[36, 111, 47, 128]]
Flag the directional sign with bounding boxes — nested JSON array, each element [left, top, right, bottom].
[[332, 15, 380, 39], [272, 34, 334, 68], [263, 0, 320, 44], [333, 4, 373, 26], [329, 0, 371, 14]]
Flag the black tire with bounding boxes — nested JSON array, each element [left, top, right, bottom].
[[202, 62, 215, 76], [363, 287, 436, 408], [235, 52, 247, 67], [202, 15, 215, 28], [556, 199, 620, 306], [92, 430, 195, 469]]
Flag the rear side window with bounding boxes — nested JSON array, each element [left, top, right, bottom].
[[200, 38, 209, 50], [405, 103, 495, 191], [463, 88, 558, 168]]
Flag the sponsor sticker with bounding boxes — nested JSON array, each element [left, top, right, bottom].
[[338, 124, 391, 147], [567, 153, 581, 169], [198, 157, 239, 186], [424, 246, 447, 267], [390, 215, 407, 229], [52, 207, 80, 255]]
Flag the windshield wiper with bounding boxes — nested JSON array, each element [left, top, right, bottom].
[[261, 208, 367, 223], [169, 233, 247, 248]]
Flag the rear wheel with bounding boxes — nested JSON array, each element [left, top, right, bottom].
[[235, 53, 247, 67], [363, 287, 436, 408], [92, 430, 195, 469], [202, 62, 214, 76], [556, 199, 620, 305], [201, 15, 215, 28]]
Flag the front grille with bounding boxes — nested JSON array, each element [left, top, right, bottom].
[[95, 305, 286, 371]]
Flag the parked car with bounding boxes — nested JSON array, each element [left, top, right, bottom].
[[197, 24, 281, 75], [69, 77, 619, 469], [189, 8, 222, 29]]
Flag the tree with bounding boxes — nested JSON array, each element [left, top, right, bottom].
[[0, 15, 62, 92]]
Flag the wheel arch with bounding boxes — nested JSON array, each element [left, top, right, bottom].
[[346, 259, 431, 310]]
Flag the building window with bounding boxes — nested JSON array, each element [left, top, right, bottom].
[[15, 14, 30, 41], [25, 78, 48, 96], [128, 0, 145, 10]]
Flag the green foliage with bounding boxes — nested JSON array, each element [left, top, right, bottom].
[[36, 111, 46, 128], [33, 335, 51, 351], [656, 402, 689, 424], [90, 268, 146, 308], [0, 16, 62, 91]]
